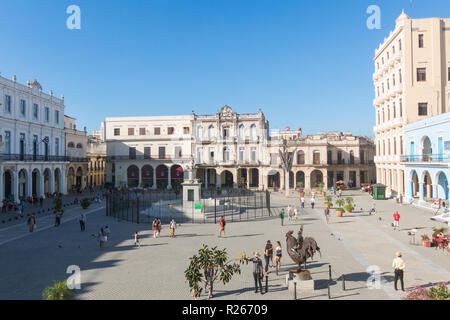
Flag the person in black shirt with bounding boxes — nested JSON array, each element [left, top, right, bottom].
[[246, 252, 264, 294], [264, 240, 273, 273]]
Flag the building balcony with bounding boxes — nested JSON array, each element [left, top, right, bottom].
[[107, 155, 190, 162], [400, 154, 450, 164], [0, 153, 88, 162]]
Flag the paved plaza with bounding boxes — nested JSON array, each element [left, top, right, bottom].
[[0, 190, 448, 300]]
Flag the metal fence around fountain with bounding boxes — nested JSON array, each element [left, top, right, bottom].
[[106, 188, 272, 225]]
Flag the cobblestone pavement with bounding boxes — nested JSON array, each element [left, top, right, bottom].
[[0, 190, 448, 300]]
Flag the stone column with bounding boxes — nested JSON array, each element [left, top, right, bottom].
[[39, 171, 45, 198], [432, 184, 438, 199], [305, 173, 311, 192], [13, 169, 19, 202], [61, 169, 67, 195], [246, 169, 250, 189], [355, 169, 360, 188], [233, 168, 238, 188], [27, 168, 33, 198], [49, 171, 55, 194], [344, 169, 349, 186], [152, 169, 157, 190], [216, 172, 221, 187], [138, 166, 142, 188], [167, 166, 172, 190], [323, 170, 328, 191], [419, 182, 424, 201], [205, 169, 209, 188]]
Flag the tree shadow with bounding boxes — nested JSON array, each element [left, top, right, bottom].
[[221, 233, 264, 239]]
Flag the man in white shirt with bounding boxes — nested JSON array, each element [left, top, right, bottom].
[[392, 252, 405, 291]]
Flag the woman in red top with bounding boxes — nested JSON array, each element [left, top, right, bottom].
[[219, 216, 226, 238], [393, 211, 400, 231]]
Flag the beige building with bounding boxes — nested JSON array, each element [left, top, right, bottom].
[[64, 115, 88, 192], [104, 106, 375, 191], [373, 11, 450, 196], [86, 135, 106, 187]]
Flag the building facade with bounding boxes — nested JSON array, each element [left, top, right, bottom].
[[0, 75, 67, 201], [403, 112, 450, 203], [373, 12, 450, 197], [104, 106, 375, 191], [86, 135, 106, 187], [64, 115, 88, 192]]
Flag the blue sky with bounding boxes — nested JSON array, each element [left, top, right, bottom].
[[0, 0, 449, 137]]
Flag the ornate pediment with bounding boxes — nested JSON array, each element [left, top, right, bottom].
[[28, 79, 42, 91], [219, 105, 234, 118]]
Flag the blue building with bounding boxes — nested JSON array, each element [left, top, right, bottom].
[[403, 112, 450, 205]]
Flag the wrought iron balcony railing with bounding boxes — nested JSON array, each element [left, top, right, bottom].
[[0, 154, 88, 162], [400, 154, 450, 163]]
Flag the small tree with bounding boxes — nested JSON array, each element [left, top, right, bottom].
[[344, 197, 354, 212], [184, 245, 246, 299], [42, 280, 74, 300], [335, 198, 345, 212], [278, 139, 297, 197], [324, 195, 333, 208], [81, 198, 90, 210], [318, 182, 325, 192], [53, 197, 64, 216]]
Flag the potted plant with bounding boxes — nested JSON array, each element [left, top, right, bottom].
[[335, 198, 345, 217], [80, 198, 90, 210], [432, 227, 448, 237], [53, 197, 64, 216], [324, 195, 333, 209], [344, 197, 354, 213], [421, 234, 432, 247], [42, 280, 74, 300], [317, 182, 325, 196]]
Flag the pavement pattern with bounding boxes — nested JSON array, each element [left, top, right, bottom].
[[0, 190, 448, 300]]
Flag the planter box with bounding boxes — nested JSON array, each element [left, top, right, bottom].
[[336, 210, 344, 217], [421, 240, 432, 247]]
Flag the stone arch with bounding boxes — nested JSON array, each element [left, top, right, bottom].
[[18, 169, 28, 199], [156, 164, 168, 189], [67, 167, 75, 192], [141, 165, 153, 188], [170, 165, 184, 190], [310, 170, 323, 188], [43, 168, 52, 195], [54, 168, 62, 194], [296, 170, 305, 188], [127, 165, 139, 188], [32, 168, 41, 197], [435, 171, 449, 200], [221, 170, 233, 188], [68, 142, 75, 148], [267, 169, 280, 189]]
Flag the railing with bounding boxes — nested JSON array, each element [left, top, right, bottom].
[[0, 154, 88, 162], [107, 155, 191, 161], [326, 160, 375, 165], [401, 154, 450, 163]]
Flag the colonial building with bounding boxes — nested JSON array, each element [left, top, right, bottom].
[[0, 75, 67, 201], [64, 115, 88, 192], [373, 11, 450, 197], [403, 112, 450, 204], [86, 135, 106, 187], [104, 106, 375, 191], [267, 129, 376, 192]]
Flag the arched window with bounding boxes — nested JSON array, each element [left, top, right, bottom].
[[68, 142, 75, 148], [76, 143, 83, 149], [238, 124, 245, 140], [250, 124, 256, 141], [196, 125, 203, 140], [207, 125, 214, 140]]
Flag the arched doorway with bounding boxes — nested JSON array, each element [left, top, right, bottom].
[[76, 167, 83, 189], [289, 171, 294, 189], [67, 167, 75, 192], [32, 169, 40, 197], [156, 165, 168, 189], [171, 165, 184, 190], [238, 168, 247, 188], [436, 171, 449, 200], [422, 136, 432, 161], [410, 170, 419, 198], [196, 168, 205, 187], [18, 169, 27, 199], [43, 169, 51, 195], [4, 170, 13, 201], [250, 168, 259, 188], [310, 170, 323, 188], [422, 171, 433, 200], [221, 170, 233, 188], [141, 165, 153, 188], [268, 170, 280, 189], [296, 171, 305, 188], [127, 165, 139, 188]]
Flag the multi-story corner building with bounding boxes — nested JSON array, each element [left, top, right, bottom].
[[403, 112, 449, 204], [104, 114, 193, 189], [267, 129, 376, 191], [373, 11, 450, 197], [104, 106, 375, 191], [64, 115, 88, 192], [0, 75, 67, 201], [193, 106, 269, 189], [86, 135, 106, 187]]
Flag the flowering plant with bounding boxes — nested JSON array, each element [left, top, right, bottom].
[[404, 282, 449, 300]]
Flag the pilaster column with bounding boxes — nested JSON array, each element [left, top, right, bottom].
[[152, 169, 157, 189], [13, 169, 19, 202], [27, 168, 33, 197], [305, 173, 311, 192], [61, 168, 67, 195], [167, 166, 172, 190], [246, 169, 250, 189], [216, 172, 221, 187], [419, 182, 424, 201], [355, 169, 360, 188], [323, 170, 328, 190], [49, 171, 55, 194], [138, 166, 142, 187], [432, 184, 438, 199], [205, 169, 209, 188], [39, 171, 45, 198]]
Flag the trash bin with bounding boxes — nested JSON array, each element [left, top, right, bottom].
[[371, 184, 386, 200]]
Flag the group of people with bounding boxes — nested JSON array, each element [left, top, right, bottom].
[[245, 240, 282, 294], [97, 226, 111, 250]]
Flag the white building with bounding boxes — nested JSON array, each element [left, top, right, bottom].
[[0, 75, 67, 201], [373, 11, 450, 197]]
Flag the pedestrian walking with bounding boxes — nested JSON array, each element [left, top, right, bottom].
[[324, 206, 330, 224], [310, 197, 315, 209], [287, 205, 292, 222], [280, 208, 285, 226], [156, 218, 162, 237], [39, 196, 44, 208], [293, 206, 298, 221], [54, 211, 61, 227], [301, 197, 305, 209], [152, 219, 158, 238], [393, 211, 400, 231], [17, 203, 23, 218], [274, 241, 282, 273], [27, 213, 36, 232], [104, 226, 111, 239], [169, 218, 177, 238], [264, 240, 274, 273], [98, 228, 107, 250], [392, 252, 405, 291], [79, 212, 86, 231], [134, 231, 141, 248], [338, 189, 342, 198], [219, 216, 226, 238], [245, 252, 264, 294], [332, 185, 336, 196]]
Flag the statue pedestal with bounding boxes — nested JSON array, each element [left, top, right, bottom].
[[287, 270, 315, 291]]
